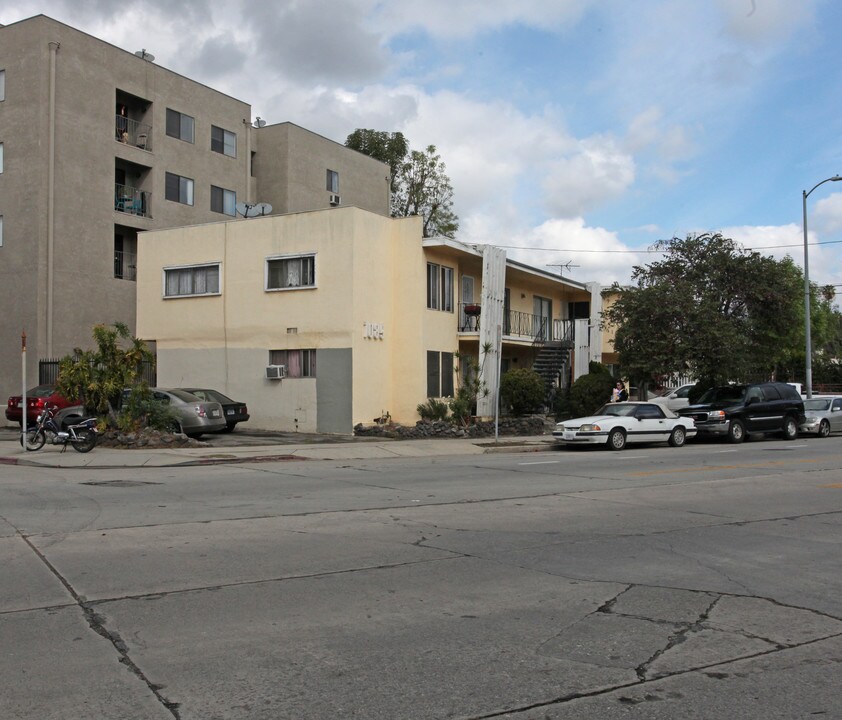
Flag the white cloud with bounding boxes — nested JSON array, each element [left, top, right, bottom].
[[813, 193, 842, 234]]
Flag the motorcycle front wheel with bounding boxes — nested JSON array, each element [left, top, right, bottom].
[[21, 429, 46, 451], [70, 428, 97, 454]]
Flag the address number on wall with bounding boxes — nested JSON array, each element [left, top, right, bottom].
[[363, 322, 385, 339]]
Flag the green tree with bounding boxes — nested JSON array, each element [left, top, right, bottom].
[[344, 129, 408, 195], [500, 368, 546, 416], [345, 130, 459, 238], [55, 322, 154, 425], [602, 233, 807, 387]]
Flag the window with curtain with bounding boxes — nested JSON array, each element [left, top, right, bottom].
[[166, 108, 194, 143], [211, 185, 236, 215], [426, 262, 454, 312], [164, 264, 220, 297], [211, 125, 237, 157], [266, 255, 316, 290], [269, 349, 317, 378], [165, 172, 194, 205]]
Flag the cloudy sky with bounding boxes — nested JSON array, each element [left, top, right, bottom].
[[4, 0, 842, 288]]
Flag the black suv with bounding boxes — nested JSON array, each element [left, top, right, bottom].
[[678, 382, 804, 443]]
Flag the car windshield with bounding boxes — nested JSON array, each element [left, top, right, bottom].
[[596, 403, 638, 417], [697, 386, 746, 404], [804, 398, 831, 411], [27, 385, 56, 398]]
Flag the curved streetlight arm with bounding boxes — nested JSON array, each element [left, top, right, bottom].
[[803, 174, 842, 399]]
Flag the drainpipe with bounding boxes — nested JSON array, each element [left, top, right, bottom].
[[47, 41, 60, 357]]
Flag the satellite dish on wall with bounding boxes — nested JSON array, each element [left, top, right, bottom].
[[134, 49, 155, 62], [253, 117, 267, 128], [236, 202, 273, 218]]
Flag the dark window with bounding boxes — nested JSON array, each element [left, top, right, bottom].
[[326, 169, 339, 193], [211, 125, 236, 157], [763, 385, 782, 400], [441, 352, 454, 396], [210, 185, 236, 215], [568, 301, 590, 320], [426, 351, 454, 397], [166, 108, 194, 143], [165, 172, 194, 205], [427, 263, 454, 311]]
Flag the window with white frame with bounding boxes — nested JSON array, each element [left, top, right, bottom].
[[210, 185, 236, 215], [426, 351, 454, 397], [164, 263, 220, 297], [166, 108, 194, 143], [269, 349, 316, 378], [266, 254, 315, 290], [0, 70, 5, 102], [165, 172, 194, 205], [211, 125, 237, 157], [426, 262, 454, 311], [326, 169, 339, 193]]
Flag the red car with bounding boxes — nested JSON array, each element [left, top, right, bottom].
[[5, 385, 74, 426]]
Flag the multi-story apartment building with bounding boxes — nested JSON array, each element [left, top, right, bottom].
[[0, 15, 389, 406], [135, 207, 598, 433]]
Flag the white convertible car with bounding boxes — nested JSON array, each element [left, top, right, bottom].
[[554, 401, 697, 450]]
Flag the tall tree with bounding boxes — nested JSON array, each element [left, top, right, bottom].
[[601, 233, 806, 387], [345, 130, 459, 238]]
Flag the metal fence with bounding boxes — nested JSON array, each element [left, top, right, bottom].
[[39, 358, 156, 387]]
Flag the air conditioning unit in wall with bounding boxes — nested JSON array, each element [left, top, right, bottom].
[[266, 365, 287, 380], [329, 194, 341, 206]]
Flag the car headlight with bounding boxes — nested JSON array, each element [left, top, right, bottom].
[[803, 416, 819, 425], [708, 410, 726, 421], [579, 424, 602, 432]]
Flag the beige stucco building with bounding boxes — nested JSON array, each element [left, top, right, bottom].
[[0, 15, 389, 406], [136, 207, 596, 434]]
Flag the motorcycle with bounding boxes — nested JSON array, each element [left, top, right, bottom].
[[20, 404, 99, 453]]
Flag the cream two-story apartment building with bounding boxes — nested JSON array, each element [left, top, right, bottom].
[[136, 207, 599, 433]]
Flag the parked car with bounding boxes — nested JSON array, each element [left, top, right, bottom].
[[554, 401, 697, 451], [678, 382, 804, 443], [799, 395, 842, 437], [179, 388, 249, 432], [649, 383, 695, 412], [5, 385, 74, 426], [124, 388, 226, 437]]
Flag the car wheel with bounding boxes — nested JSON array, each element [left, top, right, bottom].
[[608, 428, 626, 451], [728, 419, 745, 444], [782, 415, 798, 440], [668, 426, 686, 447], [818, 420, 831, 438]]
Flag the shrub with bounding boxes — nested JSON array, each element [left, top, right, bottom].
[[556, 362, 614, 419], [417, 398, 450, 422], [500, 368, 546, 416]]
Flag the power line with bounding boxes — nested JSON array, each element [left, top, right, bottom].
[[489, 239, 842, 255]]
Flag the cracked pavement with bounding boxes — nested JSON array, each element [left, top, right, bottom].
[[1, 439, 841, 718]]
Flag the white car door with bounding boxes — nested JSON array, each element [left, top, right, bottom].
[[631, 404, 672, 443]]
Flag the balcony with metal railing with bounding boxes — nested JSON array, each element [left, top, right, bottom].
[[115, 114, 152, 150], [114, 249, 137, 281], [115, 183, 151, 218], [458, 303, 575, 344]]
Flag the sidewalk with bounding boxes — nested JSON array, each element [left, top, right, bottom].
[[0, 431, 557, 469]]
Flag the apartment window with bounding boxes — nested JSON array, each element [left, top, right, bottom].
[[0, 142, 3, 173], [266, 254, 315, 290], [426, 351, 454, 398], [426, 262, 454, 311], [211, 185, 236, 216], [166, 108, 194, 143], [165, 172, 194, 205], [326, 169, 339, 193], [0, 70, 5, 101], [164, 263, 220, 297], [269, 349, 317, 378], [0, 216, 3, 247], [211, 125, 237, 157]]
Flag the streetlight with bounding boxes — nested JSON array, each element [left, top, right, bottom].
[[803, 174, 842, 399]]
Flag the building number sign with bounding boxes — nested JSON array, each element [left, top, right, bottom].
[[363, 322, 385, 340]]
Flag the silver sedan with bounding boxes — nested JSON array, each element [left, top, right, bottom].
[[800, 395, 842, 438]]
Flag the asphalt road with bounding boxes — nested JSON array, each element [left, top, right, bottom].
[[1, 436, 841, 719]]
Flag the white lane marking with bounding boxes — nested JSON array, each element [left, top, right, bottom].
[[716, 449, 739, 453], [519, 460, 561, 466], [619, 455, 649, 459]]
